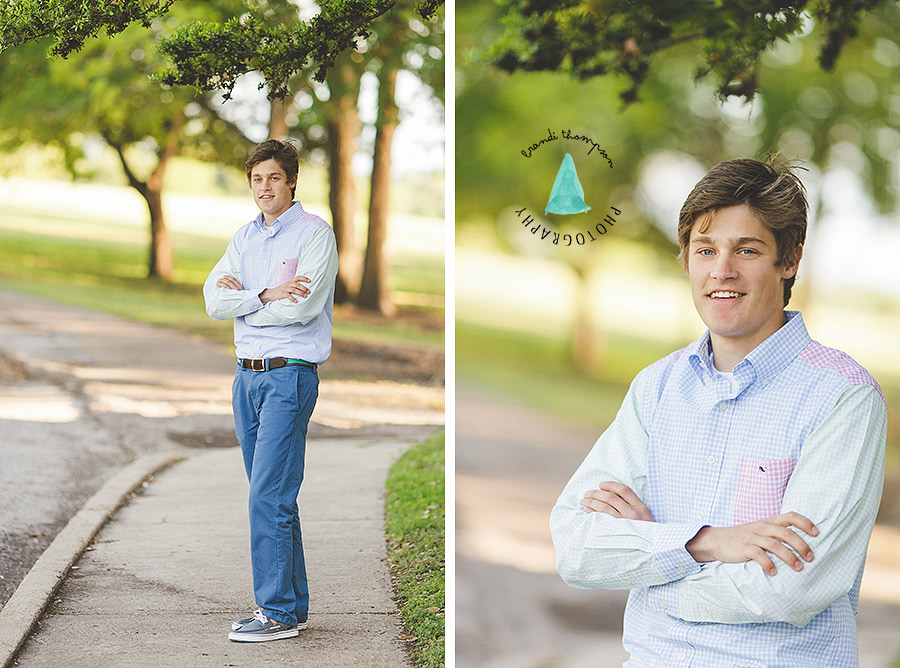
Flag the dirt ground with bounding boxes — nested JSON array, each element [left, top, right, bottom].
[[0, 353, 27, 382], [323, 305, 445, 387]]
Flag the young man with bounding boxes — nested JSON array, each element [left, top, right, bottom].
[[551, 158, 886, 666], [203, 139, 338, 642]]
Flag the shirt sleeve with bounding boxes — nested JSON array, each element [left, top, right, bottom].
[[203, 232, 265, 321], [551, 368, 708, 590], [243, 226, 339, 327], [674, 384, 887, 627]]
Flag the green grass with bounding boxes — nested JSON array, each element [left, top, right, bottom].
[[0, 222, 443, 350], [456, 320, 679, 428], [385, 433, 445, 668]]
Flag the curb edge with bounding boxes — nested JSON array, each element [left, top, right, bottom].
[[0, 453, 183, 668]]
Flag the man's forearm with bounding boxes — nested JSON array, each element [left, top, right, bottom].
[[674, 386, 886, 627], [552, 500, 706, 590], [203, 282, 264, 320]]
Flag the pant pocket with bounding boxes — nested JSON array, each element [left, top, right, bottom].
[[733, 457, 796, 524]]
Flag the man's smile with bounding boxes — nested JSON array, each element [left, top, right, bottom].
[[708, 290, 746, 299]]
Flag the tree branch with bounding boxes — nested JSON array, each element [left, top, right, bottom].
[[107, 138, 148, 197]]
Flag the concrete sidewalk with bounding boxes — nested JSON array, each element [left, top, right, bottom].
[[12, 438, 421, 667], [0, 288, 444, 667]]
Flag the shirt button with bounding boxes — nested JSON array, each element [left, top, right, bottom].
[[677, 567, 687, 574], [695, 511, 705, 519], [719, 403, 728, 411], [679, 652, 687, 661], [658, 601, 667, 610], [706, 455, 716, 464]]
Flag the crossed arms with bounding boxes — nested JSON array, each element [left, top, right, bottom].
[[203, 226, 338, 326], [550, 376, 886, 627]]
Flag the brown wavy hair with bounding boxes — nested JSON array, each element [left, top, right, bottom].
[[677, 158, 808, 306], [245, 139, 299, 198]]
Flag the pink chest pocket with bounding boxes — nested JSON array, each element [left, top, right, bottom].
[[733, 457, 796, 525], [275, 257, 299, 284]]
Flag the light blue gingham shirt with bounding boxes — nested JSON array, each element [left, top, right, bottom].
[[551, 311, 887, 667], [203, 201, 339, 363]]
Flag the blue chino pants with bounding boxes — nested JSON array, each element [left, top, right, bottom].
[[232, 363, 318, 626]]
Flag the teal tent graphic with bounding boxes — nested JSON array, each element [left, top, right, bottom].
[[545, 153, 591, 215]]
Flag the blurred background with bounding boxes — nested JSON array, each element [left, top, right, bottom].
[[455, 1, 900, 667]]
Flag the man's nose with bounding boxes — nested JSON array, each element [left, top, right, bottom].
[[711, 254, 737, 280]]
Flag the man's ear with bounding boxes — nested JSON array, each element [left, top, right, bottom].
[[783, 244, 803, 279]]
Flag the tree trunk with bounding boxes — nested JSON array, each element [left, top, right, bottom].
[[357, 67, 398, 316], [108, 114, 182, 282], [268, 94, 293, 139], [571, 260, 604, 373], [324, 61, 361, 303], [144, 187, 174, 281]]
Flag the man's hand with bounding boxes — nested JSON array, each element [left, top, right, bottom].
[[216, 275, 244, 291], [686, 512, 819, 576], [580, 482, 655, 522], [260, 276, 311, 304]]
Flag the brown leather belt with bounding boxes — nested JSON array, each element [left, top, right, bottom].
[[240, 357, 316, 372]]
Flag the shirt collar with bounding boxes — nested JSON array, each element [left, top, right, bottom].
[[688, 311, 811, 385], [251, 201, 305, 233]]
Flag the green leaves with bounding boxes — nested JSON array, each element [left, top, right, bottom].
[[0, 0, 174, 56], [488, 0, 892, 103], [0, 0, 444, 98], [156, 0, 445, 98]]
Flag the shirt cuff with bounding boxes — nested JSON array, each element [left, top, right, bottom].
[[244, 291, 264, 314], [651, 522, 706, 582]]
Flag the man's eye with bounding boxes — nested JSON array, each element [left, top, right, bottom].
[[738, 249, 759, 255], [698, 249, 714, 256]]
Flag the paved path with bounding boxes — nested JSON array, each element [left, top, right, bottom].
[[14, 439, 418, 667], [0, 288, 443, 667], [456, 385, 900, 668]]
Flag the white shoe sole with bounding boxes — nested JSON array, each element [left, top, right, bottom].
[[228, 627, 299, 642], [232, 619, 308, 631]]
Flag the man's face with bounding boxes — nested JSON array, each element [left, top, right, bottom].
[[249, 158, 296, 221], [688, 204, 800, 353]]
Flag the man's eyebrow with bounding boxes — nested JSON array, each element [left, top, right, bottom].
[[690, 235, 768, 246], [251, 171, 285, 177]]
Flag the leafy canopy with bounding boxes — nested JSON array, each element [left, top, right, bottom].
[[0, 0, 174, 56], [0, 0, 444, 99], [488, 0, 890, 103]]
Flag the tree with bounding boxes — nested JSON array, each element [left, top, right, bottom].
[[488, 0, 890, 104], [241, 1, 443, 311], [324, 55, 364, 303], [358, 0, 443, 314], [0, 5, 254, 279], [0, 0, 443, 98], [1, 0, 445, 294], [358, 64, 400, 315]]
